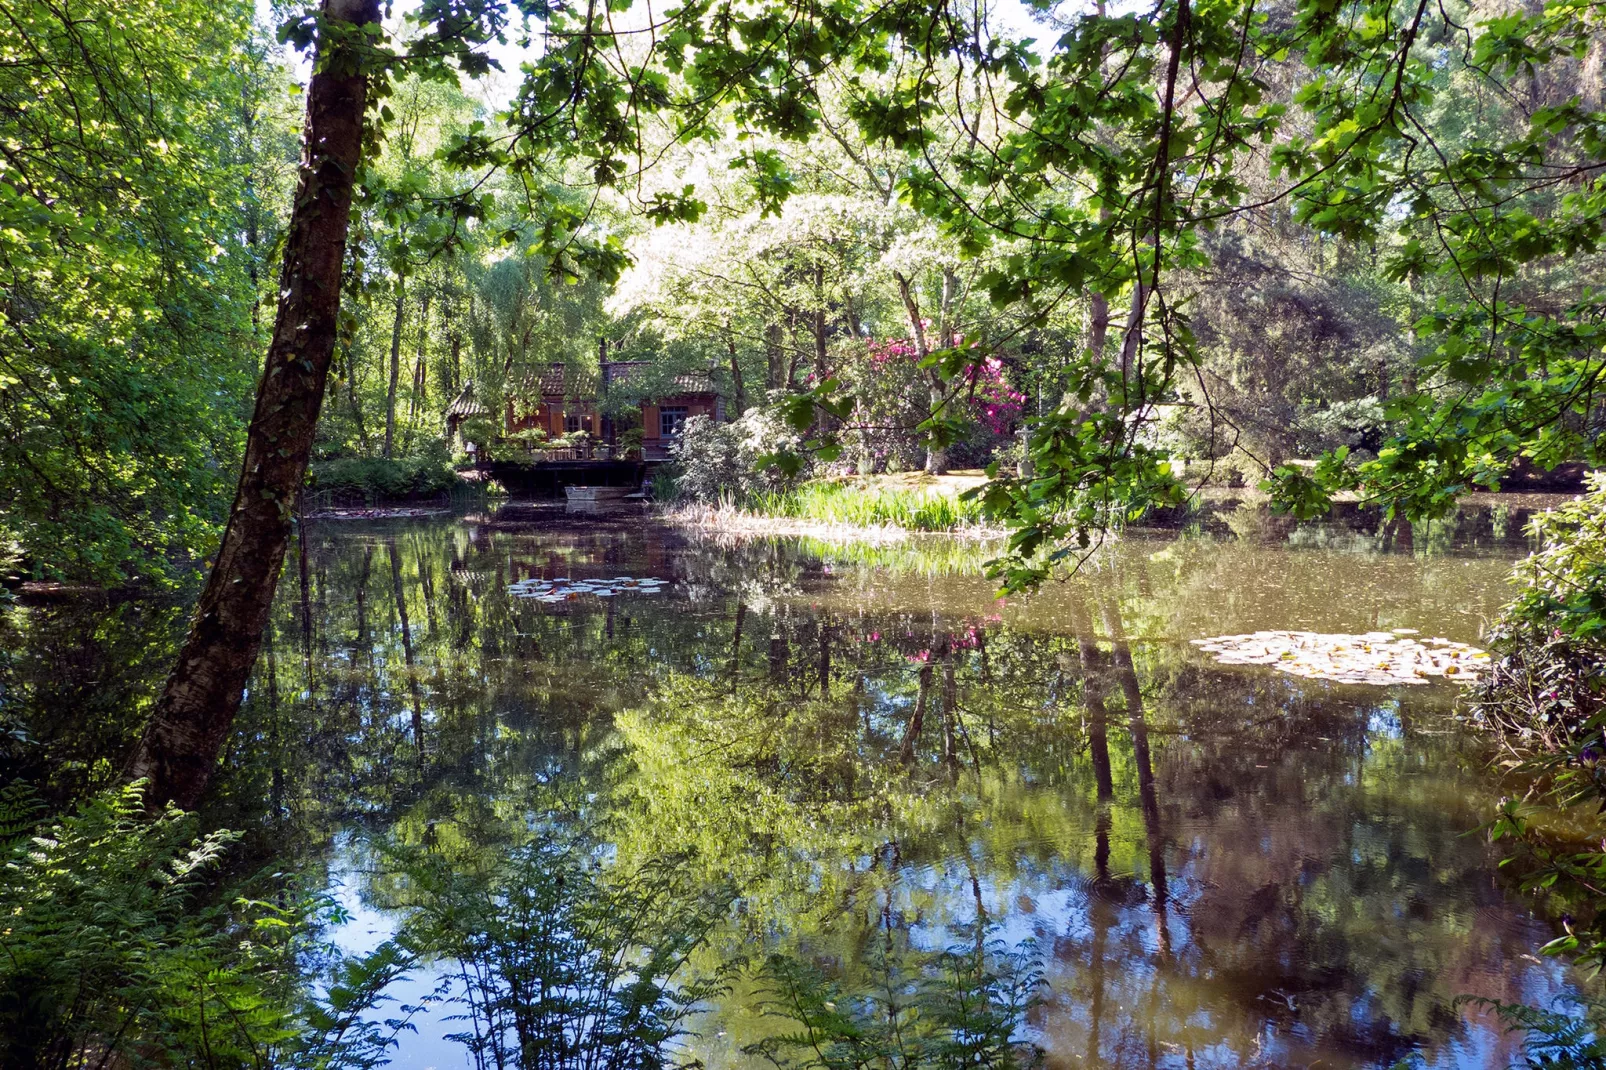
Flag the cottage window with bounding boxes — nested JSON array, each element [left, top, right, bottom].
[[659, 406, 689, 438], [564, 414, 582, 434]]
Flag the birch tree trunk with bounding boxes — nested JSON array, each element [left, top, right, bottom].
[[725, 330, 746, 414], [128, 0, 381, 810]]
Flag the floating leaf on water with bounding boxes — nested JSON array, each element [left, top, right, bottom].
[[1192, 629, 1486, 686]]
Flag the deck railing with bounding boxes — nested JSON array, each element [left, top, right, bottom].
[[496, 441, 675, 463]]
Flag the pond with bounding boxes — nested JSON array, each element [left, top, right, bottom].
[[1, 497, 1592, 1069]]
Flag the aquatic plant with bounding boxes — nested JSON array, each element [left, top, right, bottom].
[[1192, 630, 1487, 686], [747, 482, 989, 533]]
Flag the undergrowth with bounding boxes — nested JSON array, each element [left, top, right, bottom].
[[308, 450, 460, 505], [0, 781, 422, 1070], [1462, 476, 1606, 1067]]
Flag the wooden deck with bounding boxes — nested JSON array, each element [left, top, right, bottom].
[[483, 456, 659, 497]]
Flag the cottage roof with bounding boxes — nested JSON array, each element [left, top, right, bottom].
[[444, 380, 490, 420], [602, 360, 718, 396], [523, 362, 601, 399]]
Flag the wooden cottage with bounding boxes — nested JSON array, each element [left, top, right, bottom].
[[503, 360, 722, 460]]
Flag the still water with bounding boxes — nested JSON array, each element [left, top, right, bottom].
[[3, 499, 1592, 1068]]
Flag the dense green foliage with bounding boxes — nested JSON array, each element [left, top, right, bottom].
[[0, 781, 421, 1069], [1476, 478, 1606, 752], [0, 0, 275, 584], [1472, 483, 1606, 1002], [308, 450, 459, 505]]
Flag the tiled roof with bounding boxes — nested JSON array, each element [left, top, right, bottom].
[[602, 361, 718, 396], [512, 361, 720, 401], [444, 381, 490, 419], [523, 362, 601, 399]]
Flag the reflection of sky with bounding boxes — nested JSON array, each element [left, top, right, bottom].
[[325, 837, 469, 1070]]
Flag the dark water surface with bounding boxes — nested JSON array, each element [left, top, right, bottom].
[[3, 499, 1594, 1068]]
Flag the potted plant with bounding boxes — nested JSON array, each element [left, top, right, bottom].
[[619, 426, 645, 460]]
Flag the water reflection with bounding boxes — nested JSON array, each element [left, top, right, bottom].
[[0, 500, 1590, 1068]]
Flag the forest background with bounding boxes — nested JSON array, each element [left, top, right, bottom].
[[7, 0, 1600, 593]]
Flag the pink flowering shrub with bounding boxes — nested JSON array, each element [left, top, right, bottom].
[[835, 337, 1024, 471]]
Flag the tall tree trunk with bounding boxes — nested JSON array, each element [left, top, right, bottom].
[[765, 322, 784, 392], [940, 643, 957, 767], [923, 381, 949, 475], [344, 334, 369, 454], [1086, 292, 1111, 367], [127, 0, 380, 810], [936, 265, 958, 346], [1101, 594, 1171, 956], [388, 537, 425, 752], [812, 262, 828, 376], [729, 602, 746, 681], [893, 271, 949, 475], [404, 290, 430, 454], [817, 618, 831, 699], [783, 307, 801, 389], [383, 271, 406, 459], [898, 661, 935, 764], [1074, 601, 1114, 801], [725, 330, 746, 415]]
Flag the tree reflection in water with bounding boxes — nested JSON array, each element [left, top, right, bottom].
[[0, 504, 1590, 1068]]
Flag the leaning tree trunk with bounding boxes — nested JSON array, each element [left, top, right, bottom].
[[128, 0, 380, 810]]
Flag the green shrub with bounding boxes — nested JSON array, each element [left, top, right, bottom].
[[1473, 474, 1606, 751], [670, 408, 806, 503], [309, 447, 459, 504], [1473, 476, 1606, 977]]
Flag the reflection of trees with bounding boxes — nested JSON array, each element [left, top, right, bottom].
[[0, 517, 1571, 1069], [0, 594, 191, 800]]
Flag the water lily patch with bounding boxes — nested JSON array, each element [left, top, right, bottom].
[[1191, 630, 1489, 686], [507, 576, 669, 604]]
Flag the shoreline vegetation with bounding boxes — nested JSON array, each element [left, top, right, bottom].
[[655, 468, 1584, 545], [657, 471, 1005, 543]]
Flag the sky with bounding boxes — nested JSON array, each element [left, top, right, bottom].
[[260, 0, 1072, 104]]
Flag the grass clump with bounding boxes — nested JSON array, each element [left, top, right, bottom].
[[749, 480, 988, 532]]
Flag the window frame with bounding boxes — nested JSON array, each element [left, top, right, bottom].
[[658, 405, 689, 439]]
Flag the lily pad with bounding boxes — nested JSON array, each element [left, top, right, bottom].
[[1191, 630, 1487, 686], [507, 574, 673, 605]]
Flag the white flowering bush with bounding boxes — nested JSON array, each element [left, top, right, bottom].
[[667, 407, 807, 503]]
